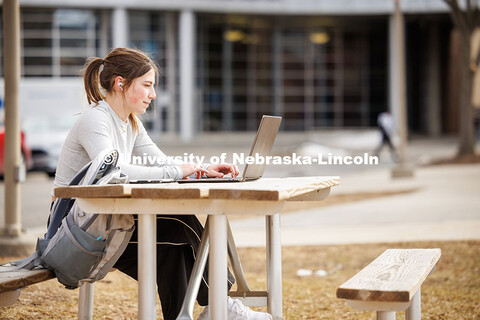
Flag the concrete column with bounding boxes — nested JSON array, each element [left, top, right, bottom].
[[426, 23, 442, 137], [166, 12, 177, 134], [389, 14, 400, 124], [0, 0, 35, 256], [179, 10, 195, 142], [2, 0, 21, 236], [304, 33, 315, 130], [246, 31, 257, 130], [112, 7, 129, 48], [272, 25, 283, 118], [100, 10, 110, 57], [390, 0, 414, 178], [222, 34, 233, 131], [333, 29, 344, 127]]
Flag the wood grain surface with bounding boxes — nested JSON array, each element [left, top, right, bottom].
[[54, 184, 133, 198], [131, 187, 207, 199], [0, 264, 54, 293], [54, 176, 340, 201], [336, 248, 441, 302], [209, 177, 340, 201]]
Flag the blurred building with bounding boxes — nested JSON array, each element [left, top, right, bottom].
[[0, 0, 460, 140]]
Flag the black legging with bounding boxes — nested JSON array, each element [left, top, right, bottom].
[[113, 215, 235, 320]]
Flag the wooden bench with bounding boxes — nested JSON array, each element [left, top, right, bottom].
[[0, 263, 95, 319], [336, 248, 441, 320], [0, 263, 55, 306]]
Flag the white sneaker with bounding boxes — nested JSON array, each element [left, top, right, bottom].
[[197, 297, 273, 320]]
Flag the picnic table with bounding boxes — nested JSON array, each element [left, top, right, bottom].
[[55, 176, 340, 320]]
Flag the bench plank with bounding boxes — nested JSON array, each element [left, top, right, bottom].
[[336, 249, 441, 302], [0, 264, 55, 293]]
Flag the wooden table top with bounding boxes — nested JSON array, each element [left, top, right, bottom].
[[54, 176, 340, 201]]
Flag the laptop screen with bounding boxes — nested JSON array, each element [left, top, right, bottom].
[[241, 115, 282, 180]]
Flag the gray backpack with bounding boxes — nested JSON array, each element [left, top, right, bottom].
[[11, 149, 134, 289]]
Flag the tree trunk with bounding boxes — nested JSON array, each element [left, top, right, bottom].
[[458, 34, 476, 156]]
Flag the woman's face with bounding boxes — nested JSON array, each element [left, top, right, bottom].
[[124, 68, 156, 115]]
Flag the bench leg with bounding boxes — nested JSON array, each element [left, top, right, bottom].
[[266, 214, 283, 320], [377, 311, 396, 320], [0, 289, 21, 306], [405, 288, 421, 320], [78, 282, 94, 320]]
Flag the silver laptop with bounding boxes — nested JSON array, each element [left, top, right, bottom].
[[177, 115, 282, 183]]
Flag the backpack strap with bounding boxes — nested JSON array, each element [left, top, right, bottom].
[[46, 162, 92, 239], [1, 237, 48, 271], [80, 214, 99, 231], [3, 251, 42, 271]]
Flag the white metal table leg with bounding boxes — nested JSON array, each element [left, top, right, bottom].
[[406, 288, 421, 320], [176, 217, 211, 320], [266, 214, 283, 320], [78, 282, 94, 320], [209, 214, 228, 320], [377, 311, 396, 320], [138, 214, 157, 320]]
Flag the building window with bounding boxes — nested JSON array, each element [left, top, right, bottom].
[[198, 14, 388, 131], [128, 11, 172, 132], [129, 11, 167, 70], [21, 8, 101, 77]]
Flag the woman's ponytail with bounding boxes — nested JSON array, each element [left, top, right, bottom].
[[83, 57, 105, 104]]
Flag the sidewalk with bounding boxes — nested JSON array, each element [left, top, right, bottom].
[[229, 163, 480, 247]]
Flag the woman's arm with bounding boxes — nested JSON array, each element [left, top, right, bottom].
[[132, 119, 238, 179], [132, 121, 213, 178], [77, 115, 184, 180]]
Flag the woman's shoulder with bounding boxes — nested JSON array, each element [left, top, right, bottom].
[[76, 103, 112, 126], [86, 101, 111, 117], [65, 104, 113, 139]]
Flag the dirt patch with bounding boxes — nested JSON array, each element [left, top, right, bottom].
[[2, 240, 478, 319]]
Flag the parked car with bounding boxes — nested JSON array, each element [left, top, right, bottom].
[[23, 116, 75, 177], [0, 127, 32, 176]]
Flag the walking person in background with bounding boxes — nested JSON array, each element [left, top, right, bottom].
[[375, 110, 398, 161]]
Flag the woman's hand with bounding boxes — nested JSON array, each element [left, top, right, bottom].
[[179, 163, 208, 179], [205, 163, 239, 178]]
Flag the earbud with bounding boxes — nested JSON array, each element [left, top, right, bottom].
[[118, 82, 123, 91]]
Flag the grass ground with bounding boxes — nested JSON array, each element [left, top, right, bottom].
[[1, 240, 479, 319]]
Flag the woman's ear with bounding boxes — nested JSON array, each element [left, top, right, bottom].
[[114, 76, 124, 92]]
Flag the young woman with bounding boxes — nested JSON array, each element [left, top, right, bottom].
[[53, 47, 272, 320]]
